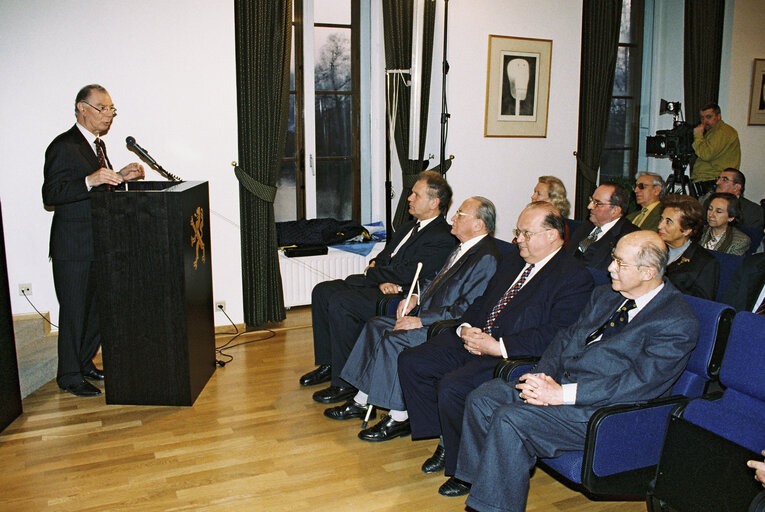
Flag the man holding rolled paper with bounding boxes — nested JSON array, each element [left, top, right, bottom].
[[301, 171, 456, 404], [325, 196, 501, 441], [398, 202, 593, 489]]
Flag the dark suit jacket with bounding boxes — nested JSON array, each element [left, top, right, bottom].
[[626, 204, 662, 232], [534, 281, 699, 423], [666, 242, 719, 300], [42, 125, 100, 261], [355, 215, 456, 287], [721, 253, 765, 311], [459, 248, 595, 356], [567, 217, 639, 272], [414, 236, 502, 326]]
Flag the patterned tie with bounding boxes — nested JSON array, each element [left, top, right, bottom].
[[421, 245, 461, 302], [586, 299, 636, 344], [578, 226, 601, 253], [632, 207, 649, 227], [482, 263, 535, 335], [410, 221, 420, 237], [756, 296, 765, 316], [95, 137, 111, 169]]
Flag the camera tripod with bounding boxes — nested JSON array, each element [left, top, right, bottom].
[[663, 156, 697, 198]]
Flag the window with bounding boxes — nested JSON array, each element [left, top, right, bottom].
[[275, 0, 360, 222], [600, 0, 644, 181]]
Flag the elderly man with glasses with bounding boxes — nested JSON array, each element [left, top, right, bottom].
[[398, 202, 594, 495], [626, 173, 665, 232], [42, 84, 145, 397], [567, 182, 638, 272]]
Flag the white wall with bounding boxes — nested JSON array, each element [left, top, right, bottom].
[[0, 0, 243, 326], [420, 0, 585, 240]]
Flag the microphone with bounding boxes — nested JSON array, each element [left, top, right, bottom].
[[125, 136, 159, 167]]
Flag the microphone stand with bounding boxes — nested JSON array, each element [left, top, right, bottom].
[[439, 0, 450, 175]]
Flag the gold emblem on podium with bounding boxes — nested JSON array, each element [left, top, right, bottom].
[[190, 206, 206, 269]]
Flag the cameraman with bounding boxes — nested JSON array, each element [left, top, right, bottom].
[[691, 103, 740, 195]]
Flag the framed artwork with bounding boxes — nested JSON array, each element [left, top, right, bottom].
[[748, 58, 765, 126], [484, 35, 552, 138]]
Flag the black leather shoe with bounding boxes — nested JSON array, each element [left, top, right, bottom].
[[299, 364, 331, 387], [421, 444, 446, 473], [438, 476, 471, 497], [324, 399, 376, 421], [312, 385, 357, 404], [83, 368, 105, 381], [59, 381, 102, 397], [358, 415, 411, 442]]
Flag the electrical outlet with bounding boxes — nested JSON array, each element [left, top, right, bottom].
[[19, 283, 32, 296], [215, 301, 226, 312]]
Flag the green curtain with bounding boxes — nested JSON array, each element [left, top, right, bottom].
[[684, 0, 725, 125], [574, 0, 623, 220], [233, 0, 292, 326], [382, 0, 437, 228]]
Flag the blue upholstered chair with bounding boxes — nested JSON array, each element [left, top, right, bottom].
[[709, 250, 744, 302], [648, 312, 765, 512], [493, 294, 735, 497]]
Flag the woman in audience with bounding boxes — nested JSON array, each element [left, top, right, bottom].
[[699, 192, 751, 255], [658, 194, 720, 300], [531, 176, 571, 218]]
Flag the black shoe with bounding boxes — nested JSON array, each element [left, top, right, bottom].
[[83, 368, 105, 381], [358, 415, 411, 442], [59, 381, 102, 397], [422, 444, 446, 474], [299, 364, 331, 387], [312, 385, 357, 404], [324, 399, 376, 421], [438, 476, 471, 497]]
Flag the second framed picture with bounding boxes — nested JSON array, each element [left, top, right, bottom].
[[484, 34, 552, 138]]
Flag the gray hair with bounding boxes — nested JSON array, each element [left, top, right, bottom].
[[472, 196, 496, 235], [637, 172, 667, 198], [74, 84, 108, 116], [635, 240, 668, 277]]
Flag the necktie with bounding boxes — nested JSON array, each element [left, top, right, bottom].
[[586, 299, 636, 344], [410, 222, 420, 237], [421, 245, 461, 301], [95, 138, 111, 169], [633, 208, 649, 227], [578, 226, 601, 253], [482, 263, 535, 335], [756, 296, 765, 316]]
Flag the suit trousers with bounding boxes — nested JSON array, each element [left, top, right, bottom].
[[456, 378, 587, 512], [398, 330, 500, 474], [311, 279, 383, 386], [340, 315, 429, 411], [52, 259, 100, 387]]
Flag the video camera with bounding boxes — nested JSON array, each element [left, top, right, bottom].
[[645, 100, 697, 196]]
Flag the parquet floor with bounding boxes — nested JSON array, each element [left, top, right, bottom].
[[0, 308, 647, 511]]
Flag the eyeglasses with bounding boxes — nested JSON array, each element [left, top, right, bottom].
[[82, 101, 117, 116], [635, 183, 657, 190], [588, 196, 613, 208], [513, 228, 552, 240], [610, 251, 642, 272], [454, 209, 473, 217]]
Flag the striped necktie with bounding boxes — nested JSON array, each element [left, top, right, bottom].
[[578, 226, 601, 253], [482, 264, 534, 335], [421, 245, 461, 302]]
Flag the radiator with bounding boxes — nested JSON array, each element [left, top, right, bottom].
[[278, 243, 384, 308]]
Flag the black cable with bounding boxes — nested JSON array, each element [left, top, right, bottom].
[[21, 290, 58, 329], [214, 304, 277, 366]]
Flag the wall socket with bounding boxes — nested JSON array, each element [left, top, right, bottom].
[[18, 283, 32, 296], [215, 301, 226, 312]]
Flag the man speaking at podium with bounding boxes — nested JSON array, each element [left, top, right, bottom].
[[42, 84, 145, 397]]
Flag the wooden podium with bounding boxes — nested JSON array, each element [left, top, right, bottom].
[[0, 201, 22, 430], [91, 181, 215, 406]]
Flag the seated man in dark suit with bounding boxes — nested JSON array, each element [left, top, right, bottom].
[[325, 197, 502, 441], [300, 170, 457, 405], [398, 202, 594, 482], [721, 253, 765, 312], [658, 194, 719, 300], [567, 182, 638, 271], [450, 231, 699, 511]]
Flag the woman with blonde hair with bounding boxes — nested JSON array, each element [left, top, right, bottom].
[[531, 176, 571, 218]]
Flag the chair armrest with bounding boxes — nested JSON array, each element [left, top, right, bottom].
[[376, 293, 404, 316], [427, 319, 460, 339], [580, 395, 691, 495], [750, 490, 765, 512], [493, 357, 539, 380]]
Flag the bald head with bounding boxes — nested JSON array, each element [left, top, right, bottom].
[[607, 231, 668, 299]]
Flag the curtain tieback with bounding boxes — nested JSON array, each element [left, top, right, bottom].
[[575, 155, 598, 180], [233, 164, 277, 203]]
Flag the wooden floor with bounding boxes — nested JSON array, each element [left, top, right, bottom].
[[1, 308, 647, 511]]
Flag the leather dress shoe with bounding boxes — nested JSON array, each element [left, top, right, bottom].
[[358, 415, 411, 442], [59, 381, 102, 397], [324, 399, 376, 421], [299, 364, 331, 387], [312, 385, 357, 404], [421, 444, 446, 473], [83, 368, 105, 381], [438, 476, 471, 497]]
